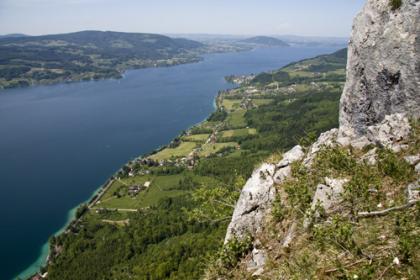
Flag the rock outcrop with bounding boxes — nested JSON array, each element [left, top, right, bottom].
[[224, 146, 304, 243], [339, 0, 420, 136]]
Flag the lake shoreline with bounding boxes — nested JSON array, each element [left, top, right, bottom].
[[0, 56, 204, 93], [19, 81, 231, 280], [3, 46, 339, 280]]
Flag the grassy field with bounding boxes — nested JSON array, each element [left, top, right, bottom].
[[95, 174, 184, 209], [252, 99, 273, 106], [226, 109, 247, 128], [222, 99, 241, 111], [150, 142, 197, 161], [220, 128, 257, 138], [182, 134, 210, 143], [198, 142, 237, 157], [288, 70, 315, 78], [94, 173, 221, 210]]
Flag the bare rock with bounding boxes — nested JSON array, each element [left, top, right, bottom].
[[339, 0, 420, 136], [282, 222, 297, 248], [351, 136, 372, 150], [304, 177, 349, 228], [225, 146, 305, 243], [276, 145, 305, 168], [273, 165, 292, 185], [416, 163, 420, 174], [360, 148, 378, 165], [303, 129, 338, 167], [404, 154, 420, 166], [366, 113, 411, 152], [247, 248, 267, 275], [224, 163, 276, 243], [274, 145, 304, 184], [407, 181, 420, 202]]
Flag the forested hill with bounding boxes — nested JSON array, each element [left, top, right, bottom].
[[0, 31, 203, 58], [239, 36, 290, 47], [0, 31, 204, 89], [251, 48, 347, 85]]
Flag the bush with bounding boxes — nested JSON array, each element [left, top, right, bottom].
[[271, 196, 286, 222], [377, 149, 414, 182], [390, 0, 402, 10], [219, 235, 253, 268], [312, 215, 356, 252]]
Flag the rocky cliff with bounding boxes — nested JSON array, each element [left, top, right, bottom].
[[215, 1, 420, 279], [339, 0, 420, 135]]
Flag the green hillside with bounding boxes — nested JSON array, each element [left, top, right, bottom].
[[0, 31, 203, 89]]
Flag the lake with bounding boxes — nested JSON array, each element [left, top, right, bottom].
[[0, 46, 340, 279]]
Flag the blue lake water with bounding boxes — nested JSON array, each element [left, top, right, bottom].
[[0, 46, 340, 279]]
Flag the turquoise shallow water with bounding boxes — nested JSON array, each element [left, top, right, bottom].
[[0, 46, 340, 279]]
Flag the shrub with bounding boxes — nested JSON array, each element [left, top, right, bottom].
[[271, 196, 286, 222], [314, 147, 357, 177], [219, 235, 253, 268], [390, 0, 402, 10], [377, 149, 414, 182], [312, 215, 355, 252]]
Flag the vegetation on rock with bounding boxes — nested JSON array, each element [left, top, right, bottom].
[[390, 0, 402, 10]]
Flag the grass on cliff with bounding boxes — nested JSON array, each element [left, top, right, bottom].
[[213, 122, 419, 280]]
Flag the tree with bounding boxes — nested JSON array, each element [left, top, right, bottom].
[[186, 175, 245, 223]]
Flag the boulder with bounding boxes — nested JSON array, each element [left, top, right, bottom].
[[404, 154, 420, 166], [407, 181, 420, 202], [304, 177, 349, 228], [273, 165, 292, 185], [360, 148, 378, 165], [276, 145, 305, 168]]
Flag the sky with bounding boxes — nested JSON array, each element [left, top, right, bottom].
[[0, 0, 365, 37]]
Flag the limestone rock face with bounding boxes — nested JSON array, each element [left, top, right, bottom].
[[366, 113, 411, 151], [339, 0, 420, 136], [224, 163, 276, 243], [224, 146, 304, 243], [276, 145, 305, 168]]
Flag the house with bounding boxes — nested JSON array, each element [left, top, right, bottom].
[[128, 185, 142, 196], [144, 181, 151, 188]]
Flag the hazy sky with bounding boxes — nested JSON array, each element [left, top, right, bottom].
[[0, 0, 365, 37]]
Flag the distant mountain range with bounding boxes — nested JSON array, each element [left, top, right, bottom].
[[167, 33, 348, 47], [0, 30, 204, 89], [238, 36, 290, 47], [0, 33, 30, 39], [0, 31, 203, 59]]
